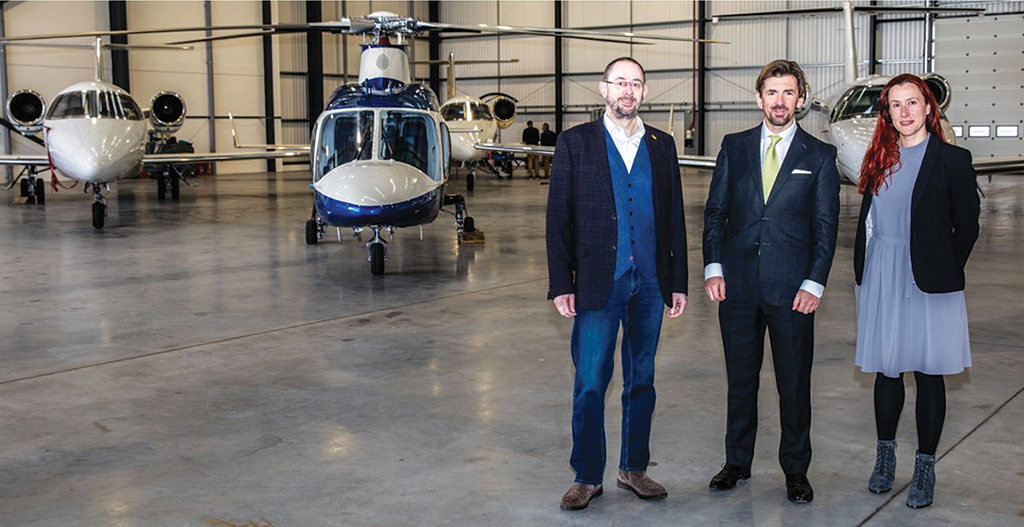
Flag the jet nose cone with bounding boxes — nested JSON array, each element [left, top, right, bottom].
[[45, 119, 146, 182], [830, 118, 875, 184]]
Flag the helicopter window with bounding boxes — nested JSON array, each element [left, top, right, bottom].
[[469, 101, 493, 121], [441, 103, 467, 121], [833, 86, 883, 122], [313, 110, 375, 182], [46, 91, 89, 120], [380, 110, 440, 180]]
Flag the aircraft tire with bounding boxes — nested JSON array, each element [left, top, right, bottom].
[[20, 178, 29, 197], [170, 176, 180, 201], [463, 216, 476, 232], [35, 181, 44, 205], [157, 175, 166, 200], [92, 202, 105, 229], [305, 219, 319, 245], [467, 172, 476, 192], [369, 243, 385, 276]]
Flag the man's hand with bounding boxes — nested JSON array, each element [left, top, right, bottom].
[[553, 293, 577, 318], [705, 277, 726, 302], [667, 293, 688, 318], [792, 290, 820, 315]]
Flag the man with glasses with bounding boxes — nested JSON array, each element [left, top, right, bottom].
[[547, 57, 688, 510]]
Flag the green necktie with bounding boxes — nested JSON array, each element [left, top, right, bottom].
[[762, 134, 782, 203]]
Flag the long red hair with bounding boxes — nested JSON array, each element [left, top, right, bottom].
[[858, 74, 945, 195]]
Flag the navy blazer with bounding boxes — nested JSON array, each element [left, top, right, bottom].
[[854, 137, 980, 293], [702, 125, 840, 306], [546, 119, 688, 310]]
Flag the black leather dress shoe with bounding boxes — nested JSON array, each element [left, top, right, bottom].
[[709, 464, 751, 491], [786, 473, 814, 504]]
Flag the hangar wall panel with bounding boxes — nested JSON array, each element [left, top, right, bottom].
[[565, 1, 629, 28], [632, 25, 696, 72], [633, 0, 696, 25], [441, 0, 498, 26], [500, 1, 554, 27], [499, 37, 557, 76]]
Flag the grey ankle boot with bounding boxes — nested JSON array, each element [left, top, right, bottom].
[[906, 451, 936, 508], [868, 439, 897, 493]]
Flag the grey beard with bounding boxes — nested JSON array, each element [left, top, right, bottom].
[[612, 102, 639, 120]]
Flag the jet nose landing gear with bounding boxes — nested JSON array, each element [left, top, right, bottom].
[[85, 182, 109, 229]]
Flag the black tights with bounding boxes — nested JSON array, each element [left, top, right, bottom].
[[873, 372, 946, 456]]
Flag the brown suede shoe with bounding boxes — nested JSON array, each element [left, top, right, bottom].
[[617, 469, 668, 500], [560, 482, 603, 510]]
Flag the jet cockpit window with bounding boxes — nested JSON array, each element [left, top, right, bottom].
[[469, 101, 493, 121], [380, 110, 440, 181], [833, 86, 883, 122], [313, 110, 375, 182], [441, 103, 467, 121], [46, 91, 89, 120], [96, 91, 144, 120]]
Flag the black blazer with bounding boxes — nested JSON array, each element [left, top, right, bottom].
[[854, 137, 980, 293], [546, 119, 688, 310], [702, 125, 840, 306]]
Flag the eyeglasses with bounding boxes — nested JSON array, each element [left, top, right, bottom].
[[603, 80, 644, 90]]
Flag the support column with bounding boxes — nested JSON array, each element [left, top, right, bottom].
[[696, 0, 707, 156], [554, 0, 564, 132], [306, 1, 324, 132], [0, 6, 9, 183], [262, 0, 276, 172], [868, 0, 878, 75], [205, 1, 216, 162], [428, 1, 441, 97], [108, 0, 129, 91]]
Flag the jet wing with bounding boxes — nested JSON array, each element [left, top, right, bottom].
[[0, 154, 50, 166], [143, 150, 308, 165], [474, 143, 717, 169], [973, 157, 1024, 176]]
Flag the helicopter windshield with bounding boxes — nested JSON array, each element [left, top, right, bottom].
[[833, 86, 883, 122], [313, 110, 375, 182], [440, 103, 467, 121], [380, 110, 441, 181]]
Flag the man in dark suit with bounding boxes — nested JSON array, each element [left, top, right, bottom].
[[522, 120, 540, 179], [540, 123, 557, 178], [702, 60, 840, 504], [547, 57, 688, 511]]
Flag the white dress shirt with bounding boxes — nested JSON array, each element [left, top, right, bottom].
[[603, 113, 645, 172], [704, 120, 825, 298]]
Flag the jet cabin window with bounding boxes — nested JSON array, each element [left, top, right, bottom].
[[46, 91, 89, 119], [314, 110, 375, 182], [380, 111, 440, 181], [833, 86, 883, 122]]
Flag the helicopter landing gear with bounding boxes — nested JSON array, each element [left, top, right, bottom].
[[443, 194, 485, 244], [305, 206, 324, 245], [366, 226, 388, 276], [86, 182, 108, 229]]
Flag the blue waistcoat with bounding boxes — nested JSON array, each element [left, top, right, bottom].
[[605, 129, 657, 280]]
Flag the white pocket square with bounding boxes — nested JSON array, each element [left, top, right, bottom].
[[792, 169, 813, 174]]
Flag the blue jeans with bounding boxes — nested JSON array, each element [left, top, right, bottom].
[[570, 267, 664, 484]]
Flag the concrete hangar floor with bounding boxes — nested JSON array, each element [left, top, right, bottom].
[[1, 167, 1022, 526]]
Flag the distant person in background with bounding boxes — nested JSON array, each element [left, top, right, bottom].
[[523, 120, 540, 179], [854, 73, 980, 509], [540, 122, 557, 178]]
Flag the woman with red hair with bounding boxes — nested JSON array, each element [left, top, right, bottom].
[[853, 74, 980, 508]]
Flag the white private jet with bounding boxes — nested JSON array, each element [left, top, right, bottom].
[[0, 37, 307, 228], [478, 1, 1024, 183]]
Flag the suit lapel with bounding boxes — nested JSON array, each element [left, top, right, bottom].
[[765, 126, 809, 209], [644, 128, 665, 215], [744, 127, 763, 199], [589, 120, 615, 204], [911, 135, 940, 214]]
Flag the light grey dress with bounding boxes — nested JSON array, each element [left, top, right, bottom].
[[855, 135, 972, 378]]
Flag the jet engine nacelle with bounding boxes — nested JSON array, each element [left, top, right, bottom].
[[922, 74, 951, 112], [482, 92, 517, 129], [6, 89, 46, 134], [795, 82, 812, 121], [148, 91, 187, 134]]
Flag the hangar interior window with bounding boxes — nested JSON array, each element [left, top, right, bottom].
[[380, 110, 440, 181], [952, 125, 964, 138], [833, 86, 883, 122], [968, 125, 991, 138], [441, 103, 467, 121], [46, 91, 89, 119], [313, 110, 375, 182], [996, 125, 1019, 138]]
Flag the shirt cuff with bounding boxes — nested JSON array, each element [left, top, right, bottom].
[[800, 280, 825, 298], [704, 263, 724, 281]]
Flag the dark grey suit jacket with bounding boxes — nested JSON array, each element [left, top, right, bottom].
[[702, 125, 840, 306], [546, 119, 688, 310]]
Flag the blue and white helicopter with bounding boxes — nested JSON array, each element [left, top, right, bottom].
[[174, 12, 715, 275]]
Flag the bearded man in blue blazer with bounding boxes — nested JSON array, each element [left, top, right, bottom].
[[547, 57, 688, 511], [702, 60, 840, 504]]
